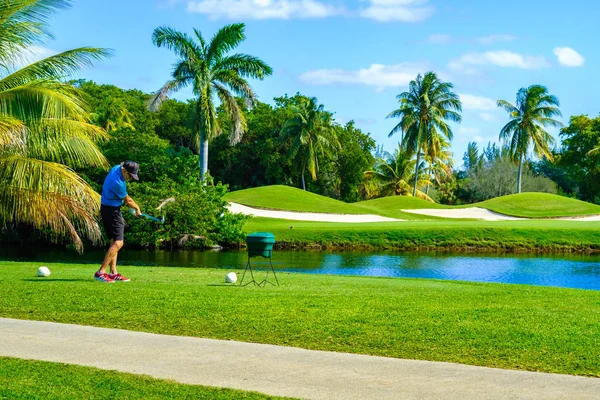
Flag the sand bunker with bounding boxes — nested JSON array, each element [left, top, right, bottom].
[[229, 202, 600, 222], [401, 207, 524, 221], [227, 203, 403, 223]]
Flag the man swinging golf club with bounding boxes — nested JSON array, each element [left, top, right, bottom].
[[95, 161, 141, 283]]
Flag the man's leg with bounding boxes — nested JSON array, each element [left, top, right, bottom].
[[109, 240, 121, 275], [99, 239, 123, 274]]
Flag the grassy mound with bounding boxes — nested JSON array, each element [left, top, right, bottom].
[[224, 185, 372, 214], [225, 186, 600, 219], [354, 196, 449, 219], [224, 185, 443, 220], [476, 193, 600, 218]]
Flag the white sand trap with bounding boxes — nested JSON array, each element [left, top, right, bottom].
[[228, 203, 403, 223], [404, 208, 600, 221], [558, 215, 600, 221], [402, 207, 524, 221]]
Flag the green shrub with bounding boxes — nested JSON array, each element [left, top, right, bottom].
[[124, 176, 248, 249]]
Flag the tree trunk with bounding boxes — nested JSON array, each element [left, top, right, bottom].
[[301, 172, 306, 191], [426, 183, 429, 195], [517, 154, 523, 194], [199, 129, 208, 181], [413, 150, 421, 197]]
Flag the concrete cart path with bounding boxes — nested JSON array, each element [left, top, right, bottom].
[[2, 318, 599, 400]]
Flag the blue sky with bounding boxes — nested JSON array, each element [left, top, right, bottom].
[[46, 0, 597, 165]]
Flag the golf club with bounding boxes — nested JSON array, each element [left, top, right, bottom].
[[129, 208, 165, 223]]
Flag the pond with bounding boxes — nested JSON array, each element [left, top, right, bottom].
[[2, 247, 600, 291]]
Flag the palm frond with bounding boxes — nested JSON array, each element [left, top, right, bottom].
[[214, 82, 246, 145], [148, 79, 188, 111], [0, 155, 102, 253], [152, 26, 202, 60], [24, 118, 109, 168], [0, 47, 111, 88], [0, 114, 26, 150], [206, 23, 245, 64], [214, 54, 273, 79]]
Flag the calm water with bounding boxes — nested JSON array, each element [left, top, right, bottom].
[[2, 248, 600, 290]]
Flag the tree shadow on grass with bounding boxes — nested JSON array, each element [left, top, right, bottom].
[[206, 284, 240, 287], [22, 278, 91, 282]]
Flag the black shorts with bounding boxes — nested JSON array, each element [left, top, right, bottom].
[[100, 205, 125, 241]]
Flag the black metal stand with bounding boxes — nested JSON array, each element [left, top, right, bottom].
[[239, 251, 279, 287]]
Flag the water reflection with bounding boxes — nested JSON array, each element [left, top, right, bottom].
[[1, 248, 600, 290]]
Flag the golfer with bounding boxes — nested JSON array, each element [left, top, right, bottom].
[[95, 161, 141, 283]]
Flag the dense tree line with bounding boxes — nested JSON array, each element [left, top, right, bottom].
[[2, 4, 598, 253], [75, 80, 600, 208]]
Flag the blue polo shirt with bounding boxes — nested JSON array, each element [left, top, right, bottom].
[[101, 165, 128, 206]]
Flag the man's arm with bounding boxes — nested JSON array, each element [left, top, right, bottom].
[[124, 196, 141, 216]]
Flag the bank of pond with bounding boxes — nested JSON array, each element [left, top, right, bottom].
[[2, 248, 600, 291]]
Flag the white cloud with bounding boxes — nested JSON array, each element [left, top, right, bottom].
[[479, 112, 497, 122], [477, 34, 517, 45], [186, 0, 339, 19], [449, 50, 549, 72], [427, 34, 452, 44], [360, 0, 434, 22], [185, 0, 434, 21], [459, 94, 497, 110], [553, 47, 585, 67], [9, 46, 56, 70], [459, 126, 481, 136], [299, 62, 427, 91]]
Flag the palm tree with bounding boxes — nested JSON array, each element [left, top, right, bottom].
[[424, 147, 453, 195], [587, 146, 599, 157], [387, 72, 461, 197], [497, 85, 562, 193], [364, 144, 433, 201], [0, 0, 111, 252], [150, 23, 272, 179], [91, 98, 135, 132], [280, 97, 339, 190], [463, 142, 481, 172]]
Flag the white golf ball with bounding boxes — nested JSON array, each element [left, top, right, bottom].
[[225, 272, 237, 284], [37, 266, 51, 277]]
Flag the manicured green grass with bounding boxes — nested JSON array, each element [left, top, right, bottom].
[[246, 218, 600, 252], [224, 185, 368, 214], [3, 262, 600, 377], [353, 196, 449, 220], [0, 357, 289, 399], [225, 185, 600, 219], [477, 193, 600, 218]]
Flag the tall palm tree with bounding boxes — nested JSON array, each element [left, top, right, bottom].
[[280, 97, 339, 190], [0, 0, 111, 252], [364, 144, 433, 201], [497, 85, 562, 193], [150, 23, 272, 179], [387, 72, 461, 197]]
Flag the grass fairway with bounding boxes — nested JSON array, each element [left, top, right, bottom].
[[3, 262, 600, 377], [477, 193, 600, 218], [0, 357, 290, 399], [245, 218, 600, 252], [224, 185, 600, 219], [224, 185, 368, 214]]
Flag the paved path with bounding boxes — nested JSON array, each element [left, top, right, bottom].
[[2, 318, 599, 400]]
